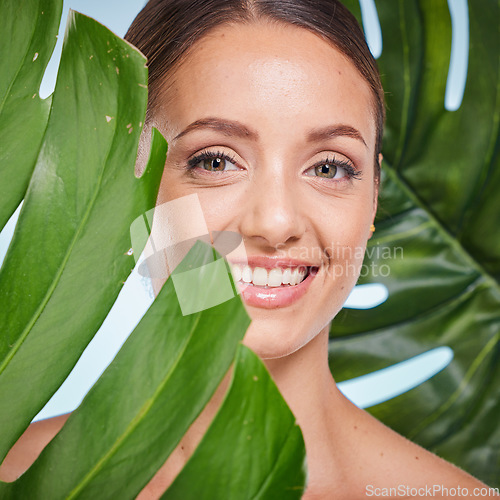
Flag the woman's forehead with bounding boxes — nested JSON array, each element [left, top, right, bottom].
[[155, 21, 376, 151]]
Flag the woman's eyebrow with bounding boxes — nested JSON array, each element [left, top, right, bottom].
[[173, 118, 367, 147], [307, 124, 367, 147], [173, 117, 259, 141]]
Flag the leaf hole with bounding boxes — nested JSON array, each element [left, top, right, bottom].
[[445, 0, 469, 111], [343, 283, 388, 309], [359, 0, 383, 59], [0, 201, 23, 268], [338, 347, 454, 408]]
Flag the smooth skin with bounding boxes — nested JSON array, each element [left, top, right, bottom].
[[1, 20, 494, 499]]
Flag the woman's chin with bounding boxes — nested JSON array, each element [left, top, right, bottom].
[[237, 287, 345, 360], [240, 318, 312, 360]]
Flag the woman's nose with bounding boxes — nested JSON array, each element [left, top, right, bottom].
[[238, 168, 306, 249]]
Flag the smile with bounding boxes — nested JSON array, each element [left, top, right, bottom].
[[229, 264, 309, 287], [228, 261, 319, 309]]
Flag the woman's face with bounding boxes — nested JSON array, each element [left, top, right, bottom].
[[150, 21, 378, 358]]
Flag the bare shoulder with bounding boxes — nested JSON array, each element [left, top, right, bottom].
[[340, 398, 497, 496], [0, 413, 70, 482]]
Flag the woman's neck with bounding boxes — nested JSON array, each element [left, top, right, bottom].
[[263, 325, 348, 495], [263, 324, 335, 428]]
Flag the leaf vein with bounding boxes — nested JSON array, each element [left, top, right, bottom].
[[0, 120, 117, 377], [66, 312, 202, 499]]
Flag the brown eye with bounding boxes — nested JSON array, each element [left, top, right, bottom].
[[203, 157, 226, 171], [314, 163, 337, 178], [190, 154, 239, 172]]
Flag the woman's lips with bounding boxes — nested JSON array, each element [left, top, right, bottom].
[[228, 262, 318, 309]]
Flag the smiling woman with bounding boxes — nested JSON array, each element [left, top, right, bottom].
[[0, 0, 496, 498], [121, 0, 494, 498], [146, 19, 379, 363]]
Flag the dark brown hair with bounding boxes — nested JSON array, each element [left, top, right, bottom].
[[125, 0, 385, 180]]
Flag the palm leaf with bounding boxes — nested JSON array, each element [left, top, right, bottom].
[[333, 0, 499, 485], [0, 242, 252, 499], [163, 345, 306, 500], [0, 3, 306, 497], [0, 7, 165, 462], [0, 0, 62, 229]]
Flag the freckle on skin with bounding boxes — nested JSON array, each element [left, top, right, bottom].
[[415, 456, 419, 460]]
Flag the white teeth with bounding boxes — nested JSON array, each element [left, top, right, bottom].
[[229, 264, 308, 287], [242, 265, 252, 283], [268, 268, 283, 287], [299, 268, 307, 282], [231, 264, 242, 283], [253, 267, 268, 286], [290, 268, 300, 286], [282, 268, 292, 285]]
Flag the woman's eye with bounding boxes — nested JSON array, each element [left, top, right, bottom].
[[316, 164, 337, 178], [305, 162, 347, 179], [197, 156, 239, 171]]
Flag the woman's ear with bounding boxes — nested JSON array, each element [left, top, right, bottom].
[[369, 153, 382, 240], [376, 150, 382, 186], [374, 153, 382, 205]]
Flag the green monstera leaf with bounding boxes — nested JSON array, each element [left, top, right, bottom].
[[332, 0, 499, 486], [0, 0, 62, 229], [0, 5, 165, 462], [0, 2, 306, 497]]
